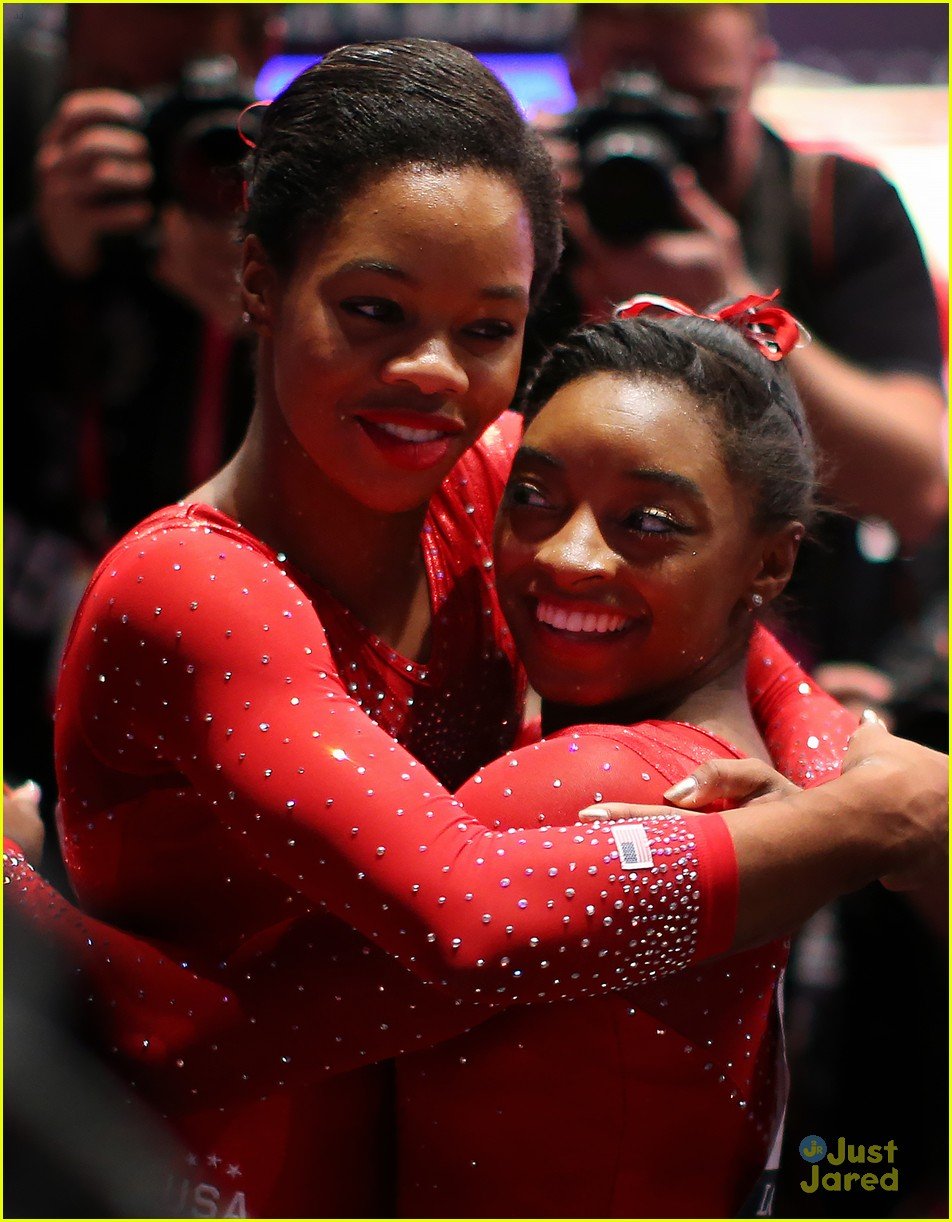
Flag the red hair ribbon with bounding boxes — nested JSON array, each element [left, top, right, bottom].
[[237, 100, 271, 213], [236, 99, 271, 150], [614, 288, 808, 362]]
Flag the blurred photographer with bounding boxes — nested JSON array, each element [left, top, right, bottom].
[[539, 5, 946, 659], [4, 4, 282, 874], [9, 4, 281, 314], [33, 57, 256, 327]]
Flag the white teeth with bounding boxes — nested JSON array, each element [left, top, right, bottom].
[[547, 605, 569, 630], [374, 421, 444, 443], [535, 599, 633, 635]]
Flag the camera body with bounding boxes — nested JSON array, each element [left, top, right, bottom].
[[565, 69, 729, 245], [100, 56, 258, 271], [141, 55, 258, 220]]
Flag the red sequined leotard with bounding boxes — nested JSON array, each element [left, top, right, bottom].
[[5, 412, 855, 1217], [398, 720, 810, 1219]]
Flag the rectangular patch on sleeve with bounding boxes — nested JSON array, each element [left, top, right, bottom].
[[609, 822, 654, 869]]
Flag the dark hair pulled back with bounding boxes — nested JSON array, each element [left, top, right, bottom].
[[244, 38, 563, 305], [523, 312, 817, 529]]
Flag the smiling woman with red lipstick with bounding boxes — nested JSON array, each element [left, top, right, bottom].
[[395, 303, 945, 1218], [497, 348, 798, 727], [4, 40, 946, 1221]]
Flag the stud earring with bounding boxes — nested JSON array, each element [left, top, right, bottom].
[[242, 311, 252, 325], [750, 593, 764, 609]]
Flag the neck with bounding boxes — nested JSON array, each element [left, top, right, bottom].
[[541, 648, 772, 763], [194, 401, 431, 648]]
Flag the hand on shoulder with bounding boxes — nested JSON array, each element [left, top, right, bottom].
[[840, 718, 948, 893]]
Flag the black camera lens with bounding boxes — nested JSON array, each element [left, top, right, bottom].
[[577, 127, 682, 244], [166, 111, 248, 219], [98, 57, 256, 273], [568, 68, 727, 245], [145, 56, 257, 218]]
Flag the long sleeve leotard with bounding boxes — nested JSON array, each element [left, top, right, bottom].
[[7, 415, 855, 1216], [398, 720, 809, 1219], [53, 470, 737, 1003]]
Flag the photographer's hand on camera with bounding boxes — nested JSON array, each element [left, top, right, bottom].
[[152, 205, 243, 333], [36, 89, 154, 279], [541, 75, 947, 542], [568, 164, 760, 316]]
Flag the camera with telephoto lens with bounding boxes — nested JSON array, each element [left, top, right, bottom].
[[143, 55, 258, 218], [564, 69, 729, 245], [103, 56, 259, 267]]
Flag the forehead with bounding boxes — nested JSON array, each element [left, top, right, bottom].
[[578, 6, 758, 94], [302, 165, 534, 277], [525, 371, 731, 482]]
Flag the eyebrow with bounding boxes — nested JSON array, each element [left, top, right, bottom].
[[624, 467, 705, 500], [336, 259, 411, 281], [514, 445, 564, 470], [514, 446, 705, 499], [334, 259, 529, 304]]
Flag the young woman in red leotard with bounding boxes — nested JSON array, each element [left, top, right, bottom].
[[396, 300, 828, 1218], [4, 40, 946, 1220]]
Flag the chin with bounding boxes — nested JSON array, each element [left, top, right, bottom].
[[532, 673, 629, 710], [356, 485, 447, 515], [332, 466, 456, 515]]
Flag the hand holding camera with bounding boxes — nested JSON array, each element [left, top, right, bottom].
[[552, 69, 761, 313], [572, 165, 759, 314], [36, 88, 154, 279], [35, 58, 255, 310], [152, 205, 243, 333]]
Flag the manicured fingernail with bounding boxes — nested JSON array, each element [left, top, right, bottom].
[[578, 805, 610, 820], [664, 776, 699, 803], [861, 708, 885, 727]]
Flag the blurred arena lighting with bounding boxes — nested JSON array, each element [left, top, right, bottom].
[[254, 53, 318, 99], [255, 51, 945, 291], [757, 72, 947, 277], [255, 51, 574, 120], [473, 52, 575, 117]]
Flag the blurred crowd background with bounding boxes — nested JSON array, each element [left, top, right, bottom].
[[4, 4, 947, 1218]]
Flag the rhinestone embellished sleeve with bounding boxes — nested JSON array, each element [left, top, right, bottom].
[[55, 513, 737, 1002], [3, 837, 496, 1103], [6, 721, 744, 1101], [3, 836, 241, 1071], [396, 720, 794, 1220], [747, 626, 855, 785]]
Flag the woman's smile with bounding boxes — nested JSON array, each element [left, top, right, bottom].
[[244, 164, 534, 514], [353, 407, 467, 471], [534, 595, 638, 637], [495, 372, 766, 709]]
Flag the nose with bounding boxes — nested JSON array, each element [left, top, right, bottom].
[[380, 334, 470, 398], [533, 506, 618, 589]]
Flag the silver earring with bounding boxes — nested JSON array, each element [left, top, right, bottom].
[[242, 311, 251, 325], [750, 593, 764, 609]]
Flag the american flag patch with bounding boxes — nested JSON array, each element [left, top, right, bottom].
[[609, 822, 654, 869]]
